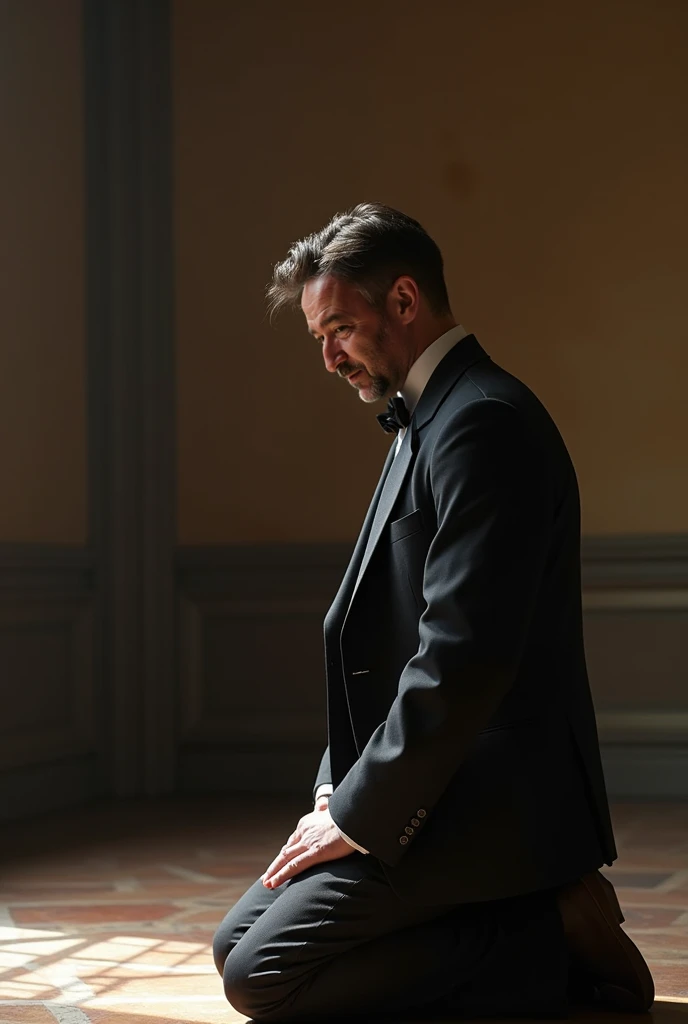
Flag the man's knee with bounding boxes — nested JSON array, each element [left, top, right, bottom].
[[222, 960, 257, 1018], [222, 949, 290, 1021], [212, 925, 233, 978]]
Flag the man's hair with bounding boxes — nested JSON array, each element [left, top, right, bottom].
[[267, 202, 452, 319]]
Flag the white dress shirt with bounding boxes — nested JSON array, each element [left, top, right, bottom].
[[316, 324, 469, 853]]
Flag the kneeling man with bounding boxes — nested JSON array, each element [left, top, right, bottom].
[[213, 203, 653, 1021]]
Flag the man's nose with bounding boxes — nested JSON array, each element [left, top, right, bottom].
[[322, 335, 345, 374]]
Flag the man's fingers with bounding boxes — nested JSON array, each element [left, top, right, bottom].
[[262, 838, 308, 886], [261, 810, 342, 888], [264, 848, 320, 888]]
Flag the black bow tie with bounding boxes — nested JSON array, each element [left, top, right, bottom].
[[377, 396, 410, 435]]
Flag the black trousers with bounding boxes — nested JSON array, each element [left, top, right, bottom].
[[212, 850, 570, 1022]]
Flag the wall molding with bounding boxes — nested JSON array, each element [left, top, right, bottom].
[[84, 0, 176, 796], [581, 533, 688, 587], [584, 589, 688, 610], [3, 1, 177, 819], [597, 711, 688, 743], [0, 544, 94, 591], [601, 746, 688, 800]]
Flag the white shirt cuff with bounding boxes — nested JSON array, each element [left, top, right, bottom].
[[337, 827, 369, 855], [314, 787, 369, 853]]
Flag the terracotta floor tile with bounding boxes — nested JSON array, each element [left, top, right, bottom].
[[617, 889, 688, 908], [73, 935, 214, 968], [0, 885, 228, 902], [86, 1006, 245, 1023], [175, 911, 226, 927], [636, 934, 688, 954], [0, 972, 64, 1000], [125, 931, 217, 947], [605, 871, 675, 888], [623, 906, 686, 929], [0, 886, 119, 899], [0, 1009, 63, 1023], [611, 855, 688, 870], [181, 863, 262, 880], [12, 906, 179, 926], [124, 885, 234, 898], [651, 964, 688, 997], [80, 972, 220, 999]]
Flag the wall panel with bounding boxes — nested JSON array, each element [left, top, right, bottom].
[[0, 547, 103, 819], [177, 537, 688, 798]]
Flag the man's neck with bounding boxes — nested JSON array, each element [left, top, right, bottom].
[[405, 317, 457, 378], [398, 322, 468, 414]]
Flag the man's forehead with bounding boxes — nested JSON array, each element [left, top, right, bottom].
[[302, 278, 357, 331], [303, 275, 339, 309]]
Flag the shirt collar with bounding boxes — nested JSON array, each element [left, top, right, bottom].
[[399, 324, 468, 414]]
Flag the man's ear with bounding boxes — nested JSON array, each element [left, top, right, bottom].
[[389, 275, 420, 323]]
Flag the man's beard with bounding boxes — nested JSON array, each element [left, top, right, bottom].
[[337, 322, 392, 403], [359, 370, 389, 403]]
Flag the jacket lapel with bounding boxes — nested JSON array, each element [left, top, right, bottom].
[[324, 440, 397, 634], [346, 426, 415, 609], [344, 334, 490, 612]]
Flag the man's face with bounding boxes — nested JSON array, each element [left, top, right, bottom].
[[302, 275, 399, 403]]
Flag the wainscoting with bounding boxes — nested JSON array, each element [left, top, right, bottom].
[[2, 535, 685, 824], [176, 545, 346, 796], [0, 545, 105, 820], [582, 535, 688, 797], [176, 535, 688, 800]]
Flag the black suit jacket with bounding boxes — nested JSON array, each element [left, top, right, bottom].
[[314, 335, 616, 906]]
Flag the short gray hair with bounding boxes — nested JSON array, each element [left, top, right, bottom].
[[267, 202, 451, 318]]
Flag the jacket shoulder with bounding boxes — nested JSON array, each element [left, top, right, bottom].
[[430, 356, 565, 448]]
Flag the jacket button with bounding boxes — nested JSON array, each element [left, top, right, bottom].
[[405, 826, 414, 835], [417, 809, 427, 817], [399, 835, 409, 845], [411, 817, 420, 827]]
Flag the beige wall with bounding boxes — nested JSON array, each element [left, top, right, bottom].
[[173, 0, 688, 544], [0, 0, 87, 543]]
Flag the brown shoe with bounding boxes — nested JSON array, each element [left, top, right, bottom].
[[557, 869, 654, 1012]]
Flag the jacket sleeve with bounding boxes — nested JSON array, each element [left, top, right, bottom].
[[312, 744, 332, 803], [326, 398, 555, 866]]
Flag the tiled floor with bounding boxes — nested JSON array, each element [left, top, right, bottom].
[[0, 797, 686, 1023]]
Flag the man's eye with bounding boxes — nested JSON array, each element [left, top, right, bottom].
[[335, 325, 351, 334]]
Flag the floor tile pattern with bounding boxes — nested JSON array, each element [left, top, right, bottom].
[[0, 797, 686, 1023]]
